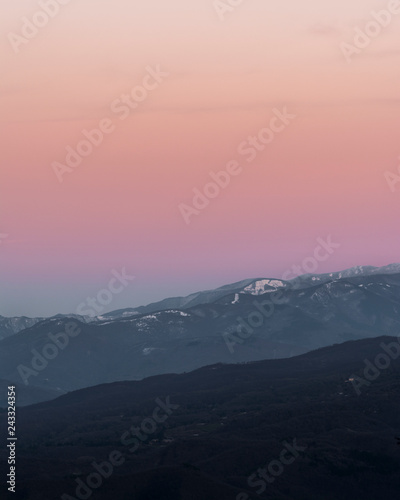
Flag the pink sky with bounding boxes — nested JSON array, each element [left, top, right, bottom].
[[1, 0, 400, 316]]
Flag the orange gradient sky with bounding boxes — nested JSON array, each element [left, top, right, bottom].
[[1, 0, 400, 316]]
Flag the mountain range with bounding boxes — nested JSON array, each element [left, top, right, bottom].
[[1, 264, 399, 406]]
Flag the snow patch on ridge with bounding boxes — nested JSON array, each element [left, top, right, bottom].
[[242, 279, 285, 295]]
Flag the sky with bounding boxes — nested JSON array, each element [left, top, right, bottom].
[[1, 0, 400, 317]]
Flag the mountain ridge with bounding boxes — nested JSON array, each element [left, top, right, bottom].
[[1, 267, 399, 405]]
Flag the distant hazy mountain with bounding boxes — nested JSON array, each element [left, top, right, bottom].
[[0, 266, 399, 404], [100, 264, 400, 320], [3, 264, 398, 330], [291, 263, 400, 288], [0, 315, 45, 340], [0, 314, 95, 340], [98, 277, 260, 319]]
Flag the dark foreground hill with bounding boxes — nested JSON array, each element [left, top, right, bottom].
[[1, 336, 400, 499]]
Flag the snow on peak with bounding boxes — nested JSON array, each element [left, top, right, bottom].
[[242, 279, 285, 295]]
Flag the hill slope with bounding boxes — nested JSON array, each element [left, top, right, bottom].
[[1, 337, 400, 499]]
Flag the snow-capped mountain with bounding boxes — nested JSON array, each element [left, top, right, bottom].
[[100, 263, 400, 318], [2, 264, 399, 336]]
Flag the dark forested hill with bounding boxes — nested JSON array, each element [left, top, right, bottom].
[[1, 336, 400, 499]]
